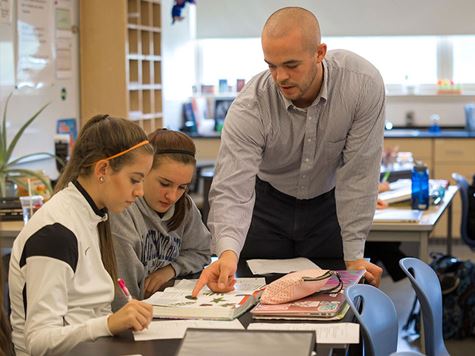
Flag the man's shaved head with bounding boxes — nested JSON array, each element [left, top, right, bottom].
[[262, 7, 321, 53]]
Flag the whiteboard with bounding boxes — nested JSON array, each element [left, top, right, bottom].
[[0, 0, 79, 180]]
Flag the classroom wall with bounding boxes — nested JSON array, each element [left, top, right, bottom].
[[386, 96, 475, 127], [4, 1, 473, 147], [160, 0, 475, 129], [161, 1, 196, 130], [196, 0, 475, 38], [0, 0, 80, 180]]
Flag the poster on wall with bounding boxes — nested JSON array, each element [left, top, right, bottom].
[[16, 0, 54, 88], [55, 0, 73, 79], [0, 0, 11, 24]]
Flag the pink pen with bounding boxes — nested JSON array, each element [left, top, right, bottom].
[[117, 278, 132, 301]]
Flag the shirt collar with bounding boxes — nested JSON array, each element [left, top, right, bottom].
[[280, 59, 329, 112], [160, 204, 175, 222], [320, 59, 329, 101], [72, 180, 108, 220]]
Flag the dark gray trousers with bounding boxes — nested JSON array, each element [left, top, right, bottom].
[[240, 177, 344, 261]]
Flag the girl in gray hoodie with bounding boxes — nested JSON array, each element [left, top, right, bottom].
[[111, 129, 211, 309]]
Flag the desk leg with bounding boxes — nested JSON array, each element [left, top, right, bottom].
[[420, 316, 426, 354], [447, 202, 453, 256], [419, 232, 429, 263]]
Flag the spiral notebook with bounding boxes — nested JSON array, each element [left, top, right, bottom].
[[378, 186, 412, 204]]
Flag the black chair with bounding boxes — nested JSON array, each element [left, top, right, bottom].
[[188, 163, 215, 225], [451, 173, 475, 249]]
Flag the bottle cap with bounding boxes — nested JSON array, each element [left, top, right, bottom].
[[414, 160, 427, 171]]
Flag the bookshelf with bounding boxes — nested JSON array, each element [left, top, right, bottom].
[[80, 0, 163, 132]]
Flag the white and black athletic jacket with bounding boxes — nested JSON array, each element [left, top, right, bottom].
[[9, 181, 114, 356]]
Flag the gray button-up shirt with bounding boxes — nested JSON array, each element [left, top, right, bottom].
[[208, 49, 385, 261]]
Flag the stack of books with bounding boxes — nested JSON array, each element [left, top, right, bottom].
[[250, 270, 365, 321], [378, 179, 412, 204]]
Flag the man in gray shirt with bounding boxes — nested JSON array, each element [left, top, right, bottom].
[[193, 7, 385, 296]]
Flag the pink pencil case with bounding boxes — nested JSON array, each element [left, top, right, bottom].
[[260, 269, 332, 305]]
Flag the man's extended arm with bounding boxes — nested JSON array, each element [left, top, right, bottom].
[[335, 73, 386, 285], [192, 93, 266, 296], [208, 98, 265, 258]]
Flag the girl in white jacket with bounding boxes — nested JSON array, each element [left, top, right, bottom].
[[9, 115, 155, 355]]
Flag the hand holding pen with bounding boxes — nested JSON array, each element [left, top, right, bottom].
[[106, 278, 153, 334]]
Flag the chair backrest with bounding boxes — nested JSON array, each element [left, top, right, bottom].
[[451, 172, 475, 248], [399, 257, 449, 356], [345, 284, 398, 356]]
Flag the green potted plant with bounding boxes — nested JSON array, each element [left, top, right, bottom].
[[0, 92, 59, 197]]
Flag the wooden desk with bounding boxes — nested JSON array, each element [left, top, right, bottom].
[[0, 220, 23, 249], [368, 185, 458, 262]]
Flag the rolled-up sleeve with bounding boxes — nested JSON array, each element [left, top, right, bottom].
[[335, 73, 386, 261]]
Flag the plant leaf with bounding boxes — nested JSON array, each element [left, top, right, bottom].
[[0, 92, 14, 167], [6, 168, 53, 194], [5, 102, 50, 163], [8, 152, 62, 167]]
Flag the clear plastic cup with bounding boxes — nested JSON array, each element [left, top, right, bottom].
[[19, 195, 44, 224]]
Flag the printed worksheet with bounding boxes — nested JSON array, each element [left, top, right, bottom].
[[134, 319, 244, 341], [247, 257, 320, 274]]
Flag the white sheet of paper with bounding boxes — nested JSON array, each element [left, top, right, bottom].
[[388, 179, 411, 190], [246, 257, 320, 274], [134, 319, 244, 341], [172, 278, 266, 293], [373, 209, 423, 223], [247, 322, 359, 344]]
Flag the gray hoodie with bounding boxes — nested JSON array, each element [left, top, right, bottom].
[[110, 195, 211, 310]]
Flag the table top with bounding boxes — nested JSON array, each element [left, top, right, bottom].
[[384, 128, 475, 139], [371, 185, 458, 232], [66, 259, 353, 356]]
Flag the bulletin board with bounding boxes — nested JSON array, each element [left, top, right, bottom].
[[0, 0, 79, 179]]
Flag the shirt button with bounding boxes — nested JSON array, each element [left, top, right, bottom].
[[302, 175, 306, 179], [305, 158, 309, 163], [307, 138, 312, 142]]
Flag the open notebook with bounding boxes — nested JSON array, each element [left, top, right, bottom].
[[373, 209, 423, 223], [144, 278, 265, 320], [378, 179, 412, 204]]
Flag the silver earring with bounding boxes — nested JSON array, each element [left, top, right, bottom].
[[99, 176, 105, 183]]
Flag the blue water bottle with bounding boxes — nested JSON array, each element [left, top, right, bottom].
[[411, 161, 429, 210]]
